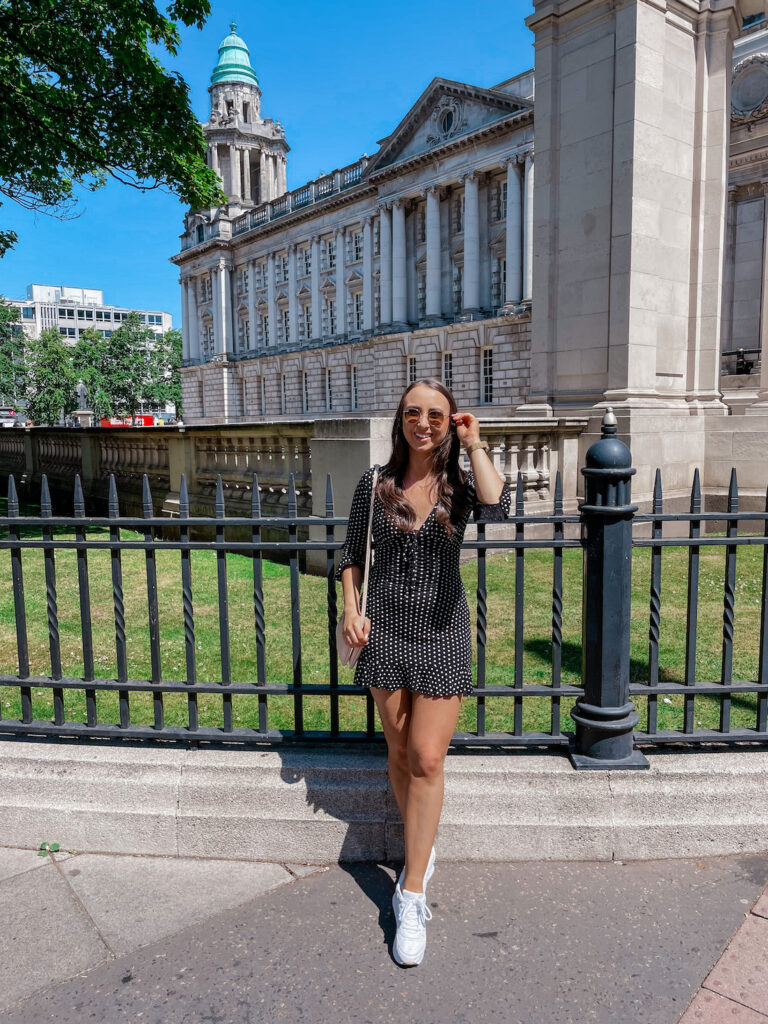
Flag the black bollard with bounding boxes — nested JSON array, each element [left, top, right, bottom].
[[569, 408, 649, 770]]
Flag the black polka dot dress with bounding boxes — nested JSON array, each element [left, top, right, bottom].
[[335, 466, 513, 696]]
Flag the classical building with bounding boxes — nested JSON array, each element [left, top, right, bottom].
[[12, 284, 172, 344], [172, 23, 535, 422], [174, 6, 768, 511]]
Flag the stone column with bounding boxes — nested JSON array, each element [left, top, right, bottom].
[[425, 186, 442, 321], [180, 278, 190, 361], [242, 148, 251, 203], [311, 235, 321, 340], [211, 266, 221, 352], [462, 172, 480, 314], [187, 277, 200, 360], [247, 260, 257, 350], [230, 146, 241, 201], [522, 149, 534, 303], [335, 227, 347, 335], [748, 187, 768, 413], [267, 252, 277, 347], [363, 215, 373, 331], [379, 203, 393, 327], [209, 144, 220, 179], [217, 260, 233, 356], [391, 198, 408, 328], [288, 243, 299, 345], [505, 157, 523, 306], [259, 150, 268, 202]]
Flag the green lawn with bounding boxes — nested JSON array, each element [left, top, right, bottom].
[[0, 522, 764, 737]]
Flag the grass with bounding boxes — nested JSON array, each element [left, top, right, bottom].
[[0, 518, 764, 738]]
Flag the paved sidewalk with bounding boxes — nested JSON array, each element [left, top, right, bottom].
[[0, 846, 766, 1023]]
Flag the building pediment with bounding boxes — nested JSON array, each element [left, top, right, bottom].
[[345, 270, 363, 286], [297, 284, 312, 299], [365, 78, 531, 174]]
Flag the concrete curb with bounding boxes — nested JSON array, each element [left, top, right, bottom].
[[1, 742, 768, 862]]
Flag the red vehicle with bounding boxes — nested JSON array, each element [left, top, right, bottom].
[[100, 415, 154, 427]]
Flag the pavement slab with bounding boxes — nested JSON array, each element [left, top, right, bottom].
[[678, 990, 768, 1023], [0, 860, 109, 1012], [701, 914, 768, 1016], [59, 853, 292, 957], [2, 854, 768, 1024]]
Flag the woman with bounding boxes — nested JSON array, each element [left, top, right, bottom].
[[335, 378, 512, 966]]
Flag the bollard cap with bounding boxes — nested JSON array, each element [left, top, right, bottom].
[[584, 407, 632, 470]]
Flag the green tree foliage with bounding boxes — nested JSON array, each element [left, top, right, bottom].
[[103, 312, 155, 418], [25, 327, 77, 424], [71, 326, 114, 420], [0, 0, 226, 255], [144, 327, 183, 415], [0, 296, 26, 406]]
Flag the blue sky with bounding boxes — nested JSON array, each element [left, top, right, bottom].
[[1, 1, 534, 325]]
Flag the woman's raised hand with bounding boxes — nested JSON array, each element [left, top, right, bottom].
[[342, 609, 371, 647], [451, 411, 481, 448]]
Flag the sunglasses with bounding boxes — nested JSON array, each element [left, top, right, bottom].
[[403, 407, 450, 427]]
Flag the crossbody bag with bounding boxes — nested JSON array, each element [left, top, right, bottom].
[[336, 465, 380, 668]]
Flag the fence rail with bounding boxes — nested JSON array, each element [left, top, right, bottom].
[[1, 410, 767, 767]]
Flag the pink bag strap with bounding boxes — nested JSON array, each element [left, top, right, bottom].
[[359, 465, 379, 621]]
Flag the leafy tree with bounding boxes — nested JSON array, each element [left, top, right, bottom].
[[105, 312, 155, 418], [71, 326, 114, 420], [0, 0, 226, 255], [0, 296, 26, 407], [25, 327, 77, 424], [144, 327, 183, 415]]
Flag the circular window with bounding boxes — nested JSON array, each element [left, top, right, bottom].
[[441, 111, 454, 134]]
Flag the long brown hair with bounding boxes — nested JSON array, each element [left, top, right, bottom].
[[376, 378, 471, 537]]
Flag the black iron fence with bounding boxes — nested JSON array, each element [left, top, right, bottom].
[[1, 410, 767, 769]]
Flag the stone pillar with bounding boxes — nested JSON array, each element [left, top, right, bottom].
[[180, 279, 190, 361], [211, 266, 221, 353], [267, 252, 277, 347], [363, 216, 373, 331], [505, 157, 523, 306], [311, 235, 321, 340], [216, 260, 233, 356], [522, 149, 534, 303], [748, 188, 768, 413], [247, 261, 257, 351], [391, 198, 408, 328], [462, 172, 480, 314], [210, 144, 220, 179], [288, 244, 299, 345], [425, 186, 442, 320], [335, 227, 347, 335], [229, 146, 241, 201], [379, 203, 393, 327], [187, 277, 200, 360], [242, 149, 251, 203], [259, 150, 268, 202], [521, 0, 753, 501]]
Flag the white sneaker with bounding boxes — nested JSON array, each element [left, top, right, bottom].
[[392, 889, 432, 966], [396, 845, 436, 896]]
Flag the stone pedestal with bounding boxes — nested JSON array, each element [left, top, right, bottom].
[[307, 417, 393, 575]]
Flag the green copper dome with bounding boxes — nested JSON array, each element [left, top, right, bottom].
[[210, 22, 259, 86]]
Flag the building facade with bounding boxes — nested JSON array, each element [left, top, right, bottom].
[[172, 24, 536, 422], [12, 284, 172, 345]]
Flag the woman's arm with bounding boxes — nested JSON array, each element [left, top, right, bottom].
[[451, 411, 504, 503]]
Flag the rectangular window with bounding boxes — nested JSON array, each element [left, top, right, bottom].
[[302, 247, 312, 276], [280, 308, 290, 343], [22, 307, 35, 319], [77, 309, 93, 320], [417, 272, 426, 318], [407, 354, 417, 386], [442, 351, 453, 391], [373, 221, 380, 257], [280, 373, 287, 414], [416, 208, 426, 244], [454, 196, 464, 234], [258, 313, 269, 347], [350, 364, 358, 410], [197, 225, 204, 244], [353, 292, 364, 331], [104, 330, 112, 339], [238, 268, 248, 294], [453, 265, 463, 314], [482, 346, 493, 404], [501, 181, 508, 221], [325, 368, 333, 411], [322, 239, 335, 272], [260, 376, 267, 415], [326, 298, 336, 336], [303, 370, 309, 413], [299, 305, 312, 341], [352, 231, 363, 262]]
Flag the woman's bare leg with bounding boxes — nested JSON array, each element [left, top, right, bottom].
[[369, 686, 413, 824], [402, 693, 462, 894]]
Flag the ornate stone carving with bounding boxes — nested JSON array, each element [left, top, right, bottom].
[[732, 54, 768, 123], [426, 97, 466, 147]]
